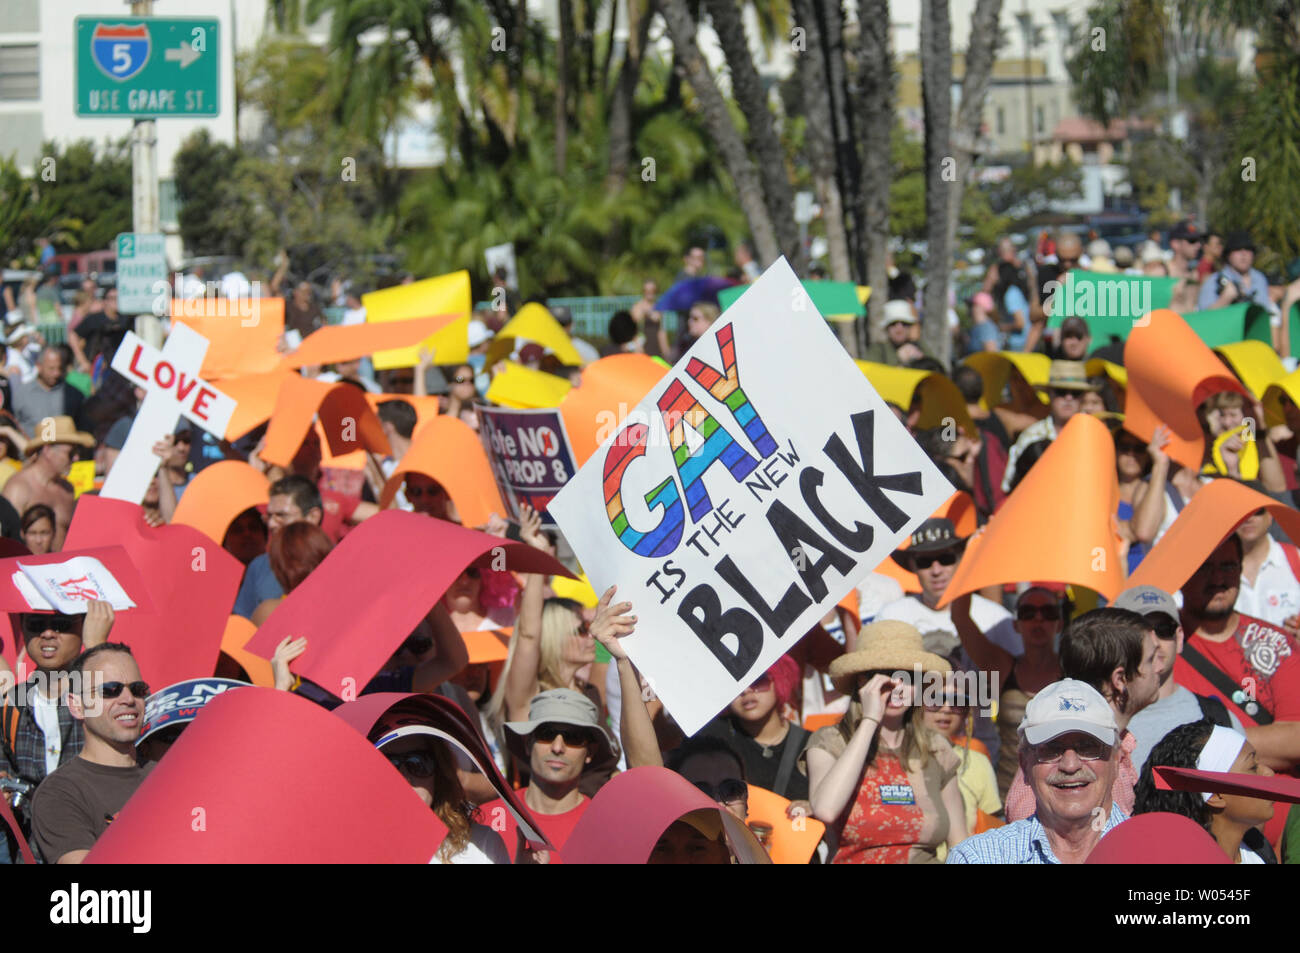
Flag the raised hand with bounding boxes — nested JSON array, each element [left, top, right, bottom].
[[272, 636, 308, 691], [589, 585, 636, 661], [857, 673, 896, 725], [81, 599, 115, 648]]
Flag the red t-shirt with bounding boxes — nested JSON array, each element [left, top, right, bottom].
[[479, 796, 589, 864], [1174, 613, 1300, 727]]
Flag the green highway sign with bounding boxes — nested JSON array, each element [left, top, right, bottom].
[[115, 233, 168, 315], [76, 17, 219, 117]]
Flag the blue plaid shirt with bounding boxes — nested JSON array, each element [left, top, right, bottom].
[[946, 803, 1127, 864]]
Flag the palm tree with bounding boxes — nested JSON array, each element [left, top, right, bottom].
[[660, 0, 783, 266], [920, 0, 953, 365], [858, 0, 894, 328]]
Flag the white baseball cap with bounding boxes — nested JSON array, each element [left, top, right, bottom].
[[1018, 678, 1117, 747], [882, 299, 917, 326]]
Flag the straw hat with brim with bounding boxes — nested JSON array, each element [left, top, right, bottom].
[[1035, 360, 1100, 393], [829, 621, 953, 694], [504, 687, 616, 765], [24, 416, 95, 456]]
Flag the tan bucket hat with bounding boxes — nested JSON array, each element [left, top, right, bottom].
[[1035, 360, 1100, 393], [24, 415, 95, 456], [828, 620, 953, 694]]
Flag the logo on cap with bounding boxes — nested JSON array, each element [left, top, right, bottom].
[[1058, 696, 1084, 712]]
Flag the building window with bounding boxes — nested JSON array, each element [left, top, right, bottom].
[[996, 107, 1005, 135], [1035, 105, 1045, 135], [0, 44, 39, 101]]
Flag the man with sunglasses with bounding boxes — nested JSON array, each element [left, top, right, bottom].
[[878, 518, 1023, 760], [30, 642, 152, 864], [1115, 585, 1244, 775], [1001, 361, 1097, 493], [483, 688, 616, 863], [0, 602, 115, 839], [1002, 608, 1161, 823], [948, 679, 1124, 863]]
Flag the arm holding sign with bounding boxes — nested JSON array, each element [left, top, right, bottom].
[[807, 674, 893, 824], [504, 504, 549, 721], [589, 586, 661, 769], [81, 600, 115, 649], [152, 437, 178, 524]]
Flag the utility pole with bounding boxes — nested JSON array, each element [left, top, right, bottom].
[[130, 0, 160, 235], [1019, 0, 1034, 164]]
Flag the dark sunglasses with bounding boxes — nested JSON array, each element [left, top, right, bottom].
[[385, 750, 438, 779], [912, 552, 959, 570], [405, 485, 444, 499], [22, 615, 79, 636], [94, 681, 150, 700], [1017, 603, 1061, 622], [533, 723, 593, 748], [463, 566, 481, 579], [1049, 388, 1081, 400], [694, 779, 748, 805]]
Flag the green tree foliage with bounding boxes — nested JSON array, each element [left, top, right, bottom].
[[987, 160, 1084, 219], [1211, 55, 1300, 269], [0, 140, 130, 263]]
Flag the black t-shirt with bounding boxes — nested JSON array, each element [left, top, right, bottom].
[[699, 715, 811, 801]]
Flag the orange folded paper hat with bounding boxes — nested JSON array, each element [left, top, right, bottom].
[[560, 353, 669, 466], [937, 413, 1123, 606], [1127, 479, 1300, 596], [219, 615, 274, 688], [283, 315, 461, 369], [1123, 309, 1251, 471], [214, 367, 296, 441], [261, 374, 390, 467], [171, 298, 285, 379], [744, 784, 826, 865], [171, 460, 270, 546], [378, 415, 506, 527]]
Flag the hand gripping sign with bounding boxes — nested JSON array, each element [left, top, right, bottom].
[[101, 323, 237, 504], [548, 259, 953, 735]]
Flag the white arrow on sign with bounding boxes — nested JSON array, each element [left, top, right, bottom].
[[164, 44, 200, 69]]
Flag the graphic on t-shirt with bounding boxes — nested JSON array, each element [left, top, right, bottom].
[[1239, 619, 1291, 679], [879, 783, 916, 806]]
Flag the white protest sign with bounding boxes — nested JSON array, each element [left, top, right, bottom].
[[101, 323, 237, 504], [12, 557, 136, 613], [547, 258, 954, 736]]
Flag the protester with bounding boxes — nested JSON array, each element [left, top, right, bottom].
[[947, 679, 1125, 863], [993, 261, 1031, 352], [249, 522, 334, 625], [1234, 508, 1300, 633], [29, 642, 151, 863], [9, 349, 86, 437], [1001, 361, 1094, 492], [232, 475, 326, 619], [1176, 535, 1300, 775], [921, 674, 1003, 842], [68, 289, 129, 379], [951, 587, 1064, 797], [1133, 721, 1276, 863], [19, 503, 55, 555], [805, 621, 967, 863], [482, 688, 615, 862], [862, 300, 932, 367], [369, 711, 510, 864], [1114, 585, 1245, 773], [1199, 231, 1272, 311], [698, 655, 810, 802], [1001, 608, 1161, 821], [1115, 425, 1171, 573], [2, 416, 93, 551]]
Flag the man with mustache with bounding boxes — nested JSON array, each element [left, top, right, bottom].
[[947, 679, 1124, 863], [1177, 535, 1300, 777], [1000, 609, 1162, 822]]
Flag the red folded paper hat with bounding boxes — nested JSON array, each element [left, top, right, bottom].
[[85, 686, 448, 863], [333, 691, 551, 849], [1086, 812, 1230, 864], [562, 766, 770, 864], [65, 497, 243, 689], [1154, 765, 1300, 804], [246, 510, 571, 698]]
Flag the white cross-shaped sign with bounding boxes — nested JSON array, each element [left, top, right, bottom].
[[100, 323, 237, 504]]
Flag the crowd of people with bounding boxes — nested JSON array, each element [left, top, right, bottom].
[[0, 222, 1298, 866]]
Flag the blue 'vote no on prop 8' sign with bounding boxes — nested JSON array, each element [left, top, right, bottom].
[[91, 23, 152, 82]]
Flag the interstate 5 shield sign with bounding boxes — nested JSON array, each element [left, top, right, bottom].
[[90, 23, 151, 81]]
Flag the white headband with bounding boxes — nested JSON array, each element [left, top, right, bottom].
[[1195, 726, 1247, 802]]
